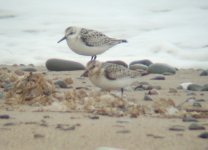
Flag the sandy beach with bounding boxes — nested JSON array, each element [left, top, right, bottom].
[[0, 64, 207, 150]]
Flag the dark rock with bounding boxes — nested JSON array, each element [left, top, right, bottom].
[[200, 70, 208, 76], [144, 93, 153, 101], [189, 123, 205, 130], [187, 84, 203, 91], [33, 133, 45, 139], [192, 102, 202, 108], [130, 59, 153, 66], [198, 132, 208, 139], [151, 76, 165, 80], [106, 60, 128, 68], [169, 125, 185, 131], [22, 67, 37, 72], [148, 89, 159, 95], [183, 116, 198, 122], [148, 63, 176, 74], [202, 84, 208, 91], [0, 114, 10, 119], [129, 64, 148, 70], [3, 83, 12, 91], [46, 58, 85, 71], [54, 80, 68, 88], [89, 115, 99, 119]]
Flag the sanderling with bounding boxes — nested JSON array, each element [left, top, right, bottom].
[[81, 60, 141, 95], [58, 26, 127, 60]]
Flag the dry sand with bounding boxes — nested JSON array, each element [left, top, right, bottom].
[[0, 65, 208, 150]]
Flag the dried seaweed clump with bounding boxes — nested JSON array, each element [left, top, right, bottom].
[[0, 68, 18, 88], [63, 89, 147, 117], [6, 73, 55, 105]]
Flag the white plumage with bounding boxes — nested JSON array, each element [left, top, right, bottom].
[[58, 26, 127, 60]]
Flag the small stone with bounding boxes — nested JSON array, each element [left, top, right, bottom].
[[198, 132, 208, 139], [144, 93, 153, 101], [56, 124, 76, 131], [22, 67, 37, 72], [33, 133, 45, 138], [0, 114, 10, 119], [169, 125, 185, 131], [183, 115, 198, 122], [54, 80, 68, 88], [46, 58, 85, 71], [189, 123, 205, 130], [151, 76, 165, 80], [148, 89, 159, 95], [3, 83, 13, 91], [193, 102, 202, 108], [89, 115, 99, 119], [200, 70, 208, 76], [148, 63, 176, 74], [187, 84, 203, 91], [3, 122, 16, 126], [202, 84, 208, 91]]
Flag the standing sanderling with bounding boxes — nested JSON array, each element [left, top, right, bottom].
[[58, 26, 127, 60], [81, 60, 142, 95]]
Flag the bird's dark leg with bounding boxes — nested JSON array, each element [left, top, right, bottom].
[[121, 88, 124, 97], [91, 55, 97, 61]]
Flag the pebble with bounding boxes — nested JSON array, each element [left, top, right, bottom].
[[200, 70, 208, 76], [151, 76, 165, 80], [202, 84, 208, 91], [3, 82, 13, 91], [54, 80, 68, 88], [56, 124, 76, 131], [182, 115, 198, 122], [129, 59, 153, 66], [0, 114, 10, 119], [144, 93, 153, 101], [148, 63, 176, 74], [21, 67, 37, 72], [198, 132, 208, 139], [89, 115, 99, 120], [189, 123, 205, 130], [148, 89, 159, 95], [46, 58, 85, 71], [192, 102, 202, 108], [33, 133, 45, 139], [169, 125, 186, 131], [187, 84, 203, 91]]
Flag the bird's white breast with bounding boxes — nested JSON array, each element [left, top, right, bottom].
[[66, 34, 110, 56]]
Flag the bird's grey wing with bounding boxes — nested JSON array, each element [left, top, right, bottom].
[[104, 63, 141, 80], [80, 28, 117, 47]]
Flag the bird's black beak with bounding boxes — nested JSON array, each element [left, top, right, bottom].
[[57, 36, 67, 43], [80, 70, 89, 77]]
